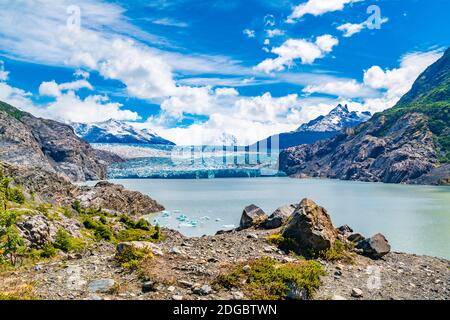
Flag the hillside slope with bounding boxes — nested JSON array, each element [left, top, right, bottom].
[[279, 48, 450, 185], [0, 100, 109, 181]]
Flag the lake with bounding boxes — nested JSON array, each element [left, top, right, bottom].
[[105, 177, 450, 259]]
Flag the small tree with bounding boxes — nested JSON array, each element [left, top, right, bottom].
[[0, 211, 25, 266]]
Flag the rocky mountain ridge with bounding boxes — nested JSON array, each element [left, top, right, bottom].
[[279, 48, 450, 185], [0, 100, 113, 181]]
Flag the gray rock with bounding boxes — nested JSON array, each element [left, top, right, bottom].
[[286, 283, 308, 300], [239, 204, 268, 230], [351, 288, 363, 298], [88, 279, 116, 293], [281, 198, 338, 254], [172, 295, 184, 300], [142, 281, 158, 293], [265, 204, 296, 229], [193, 284, 213, 295], [337, 225, 353, 234], [347, 233, 365, 243], [356, 233, 391, 259]]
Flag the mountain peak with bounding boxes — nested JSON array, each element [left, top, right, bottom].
[[296, 104, 371, 132]]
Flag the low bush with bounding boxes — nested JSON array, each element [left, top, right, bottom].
[[53, 229, 85, 253], [215, 257, 326, 300], [115, 246, 152, 271]]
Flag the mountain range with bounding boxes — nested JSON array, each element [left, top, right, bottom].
[[250, 104, 371, 150], [279, 47, 450, 185], [72, 119, 175, 145]]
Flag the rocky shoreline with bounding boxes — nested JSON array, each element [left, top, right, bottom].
[[1, 227, 448, 300], [0, 165, 448, 300]]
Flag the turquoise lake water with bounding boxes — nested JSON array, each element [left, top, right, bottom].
[[105, 177, 450, 259]]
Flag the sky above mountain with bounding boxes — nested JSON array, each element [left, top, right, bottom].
[[0, 0, 448, 145]]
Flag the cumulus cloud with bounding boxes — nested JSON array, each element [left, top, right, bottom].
[[337, 17, 388, 37], [255, 35, 338, 73], [362, 50, 442, 109], [39, 79, 93, 97], [37, 92, 139, 123], [287, 0, 364, 23]]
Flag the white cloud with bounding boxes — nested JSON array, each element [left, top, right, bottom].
[[337, 17, 388, 37], [215, 87, 239, 96], [243, 29, 256, 38], [0, 61, 9, 81], [39, 79, 93, 97], [287, 0, 364, 23], [151, 18, 188, 28], [362, 50, 442, 110], [303, 79, 376, 98], [266, 29, 285, 38], [37, 92, 139, 123], [255, 35, 339, 73]]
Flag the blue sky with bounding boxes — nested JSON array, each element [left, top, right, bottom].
[[0, 0, 448, 145]]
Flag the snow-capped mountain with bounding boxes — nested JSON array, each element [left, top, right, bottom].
[[297, 104, 372, 132], [250, 104, 372, 150], [72, 119, 175, 145]]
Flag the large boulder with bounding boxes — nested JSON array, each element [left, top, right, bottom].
[[16, 213, 82, 249], [239, 205, 268, 230], [265, 204, 296, 229], [281, 198, 338, 253], [356, 233, 391, 259]]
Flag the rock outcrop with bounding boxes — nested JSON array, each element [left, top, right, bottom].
[[281, 198, 338, 253], [0, 100, 108, 181], [239, 205, 268, 230], [1, 161, 164, 216], [265, 204, 296, 229], [78, 181, 164, 216]]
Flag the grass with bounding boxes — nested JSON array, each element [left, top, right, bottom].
[[214, 257, 326, 300], [266, 233, 285, 246]]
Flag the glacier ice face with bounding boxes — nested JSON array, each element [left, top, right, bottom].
[[105, 144, 283, 179]]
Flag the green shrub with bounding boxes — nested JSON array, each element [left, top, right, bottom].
[[39, 242, 58, 258], [7, 187, 25, 204], [53, 229, 84, 253], [115, 246, 152, 271], [317, 240, 354, 263], [215, 257, 325, 300], [83, 217, 114, 241], [266, 233, 284, 246]]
